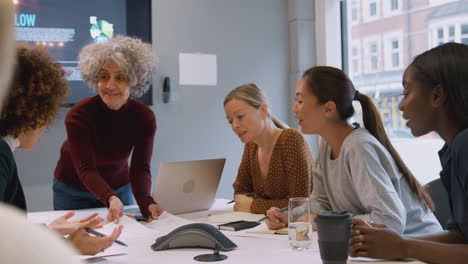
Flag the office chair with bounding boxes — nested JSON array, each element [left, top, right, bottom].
[[426, 178, 450, 229]]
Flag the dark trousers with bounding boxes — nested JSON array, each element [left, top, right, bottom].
[[53, 178, 134, 210]]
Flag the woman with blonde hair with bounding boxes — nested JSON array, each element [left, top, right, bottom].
[[224, 83, 313, 214]]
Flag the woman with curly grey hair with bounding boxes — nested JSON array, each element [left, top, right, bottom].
[[53, 36, 164, 223]]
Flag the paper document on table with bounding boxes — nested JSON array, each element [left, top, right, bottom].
[[79, 215, 160, 260], [79, 245, 128, 260], [145, 211, 194, 235], [103, 215, 153, 237], [207, 211, 265, 223]]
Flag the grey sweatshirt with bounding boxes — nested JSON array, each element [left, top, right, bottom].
[[310, 128, 441, 235]]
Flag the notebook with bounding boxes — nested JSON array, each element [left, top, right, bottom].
[[218, 220, 261, 231]]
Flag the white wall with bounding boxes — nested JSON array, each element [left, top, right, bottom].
[[16, 0, 290, 212]]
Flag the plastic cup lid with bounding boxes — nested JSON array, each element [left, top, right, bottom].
[[316, 211, 351, 220]]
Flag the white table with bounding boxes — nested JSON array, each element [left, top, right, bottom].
[[28, 199, 423, 264]]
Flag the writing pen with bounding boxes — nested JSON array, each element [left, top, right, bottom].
[[226, 192, 255, 204], [84, 227, 128, 247], [257, 206, 288, 222]]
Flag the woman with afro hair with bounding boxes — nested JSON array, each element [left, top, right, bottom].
[[0, 43, 123, 256]]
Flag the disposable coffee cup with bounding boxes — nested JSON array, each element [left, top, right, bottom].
[[315, 211, 352, 264]]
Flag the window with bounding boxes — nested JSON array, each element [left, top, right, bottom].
[[369, 0, 377, 17], [391, 0, 399, 10], [384, 0, 402, 16], [343, 0, 460, 184], [384, 32, 403, 70], [461, 24, 468, 44], [351, 41, 361, 75], [350, 0, 360, 23], [448, 25, 455, 42], [436, 27, 444, 45], [363, 37, 380, 73], [363, 0, 379, 21], [429, 21, 468, 48]]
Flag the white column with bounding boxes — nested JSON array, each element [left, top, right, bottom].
[[288, 0, 318, 155]]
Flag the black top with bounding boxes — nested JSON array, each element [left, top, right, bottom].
[[439, 128, 468, 242], [0, 139, 26, 211]]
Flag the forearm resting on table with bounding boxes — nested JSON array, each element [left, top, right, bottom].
[[401, 234, 468, 264]]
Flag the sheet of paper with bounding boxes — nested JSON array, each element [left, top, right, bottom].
[[145, 211, 194, 236], [206, 211, 265, 223], [179, 53, 217, 86], [79, 245, 128, 260]]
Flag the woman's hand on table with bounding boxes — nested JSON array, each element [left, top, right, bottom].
[[265, 207, 288, 230], [233, 194, 253, 212], [147, 203, 165, 222], [107, 195, 124, 224]]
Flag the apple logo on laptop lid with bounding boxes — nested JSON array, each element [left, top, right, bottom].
[[183, 179, 195, 194]]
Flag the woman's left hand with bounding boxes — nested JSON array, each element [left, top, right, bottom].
[[67, 216, 123, 256], [147, 203, 164, 222], [234, 194, 253, 212], [48, 211, 100, 236], [349, 218, 404, 259]]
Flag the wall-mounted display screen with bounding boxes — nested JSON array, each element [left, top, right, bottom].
[[14, 0, 152, 105]]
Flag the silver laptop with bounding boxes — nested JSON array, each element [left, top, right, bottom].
[[152, 158, 226, 214]]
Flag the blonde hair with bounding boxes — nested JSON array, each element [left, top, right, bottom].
[[224, 83, 288, 129]]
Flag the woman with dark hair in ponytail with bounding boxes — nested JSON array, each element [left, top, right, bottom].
[[350, 43, 468, 264], [266, 66, 441, 236]]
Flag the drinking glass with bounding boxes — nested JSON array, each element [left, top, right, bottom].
[[288, 197, 312, 250]]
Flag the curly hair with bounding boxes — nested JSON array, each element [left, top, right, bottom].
[[78, 35, 157, 98], [0, 44, 70, 138]]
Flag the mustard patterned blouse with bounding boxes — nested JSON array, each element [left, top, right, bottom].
[[233, 128, 313, 214]]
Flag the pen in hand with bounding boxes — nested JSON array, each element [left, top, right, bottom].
[[227, 192, 255, 204], [84, 227, 128, 247], [257, 206, 288, 222]]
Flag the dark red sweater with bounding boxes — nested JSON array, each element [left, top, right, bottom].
[[54, 96, 156, 217]]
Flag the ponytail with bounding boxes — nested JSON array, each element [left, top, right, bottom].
[[272, 116, 289, 129], [355, 92, 435, 211]]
